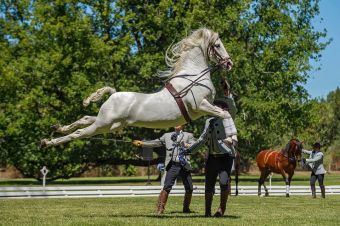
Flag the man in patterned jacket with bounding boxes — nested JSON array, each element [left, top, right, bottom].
[[187, 91, 238, 217], [132, 125, 195, 214]]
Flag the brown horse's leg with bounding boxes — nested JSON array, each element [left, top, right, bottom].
[[258, 170, 270, 196], [280, 171, 289, 197], [287, 172, 294, 197], [258, 171, 264, 196], [262, 171, 271, 196]]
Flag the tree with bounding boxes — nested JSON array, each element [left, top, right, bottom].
[[0, 0, 329, 179], [300, 87, 340, 148]]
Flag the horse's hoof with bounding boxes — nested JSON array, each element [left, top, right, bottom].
[[286, 194, 290, 198], [265, 193, 269, 197], [51, 124, 60, 131], [83, 99, 90, 107], [40, 139, 48, 148]]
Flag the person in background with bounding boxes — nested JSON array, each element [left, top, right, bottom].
[[302, 142, 326, 198], [132, 125, 195, 214]]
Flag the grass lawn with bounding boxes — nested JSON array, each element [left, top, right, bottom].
[[0, 195, 339, 226]]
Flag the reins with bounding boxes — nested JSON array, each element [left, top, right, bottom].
[[278, 141, 301, 163], [165, 65, 219, 98]]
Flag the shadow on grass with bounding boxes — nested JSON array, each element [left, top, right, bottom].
[[93, 213, 241, 219]]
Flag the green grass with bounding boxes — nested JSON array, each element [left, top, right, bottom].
[[0, 195, 339, 226], [1, 172, 339, 186]]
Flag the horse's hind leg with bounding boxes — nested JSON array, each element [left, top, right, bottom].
[[258, 170, 270, 196], [53, 116, 96, 134], [41, 123, 101, 147], [258, 170, 265, 196], [262, 182, 269, 196]]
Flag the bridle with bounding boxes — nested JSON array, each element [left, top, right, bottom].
[[279, 140, 302, 163], [208, 43, 232, 68]]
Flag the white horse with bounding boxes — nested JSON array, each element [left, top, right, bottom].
[[41, 28, 233, 147]]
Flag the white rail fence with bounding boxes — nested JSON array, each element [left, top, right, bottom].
[[0, 185, 340, 199]]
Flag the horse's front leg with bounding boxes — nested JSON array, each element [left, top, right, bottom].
[[287, 172, 294, 197], [198, 99, 232, 119], [280, 171, 289, 197]]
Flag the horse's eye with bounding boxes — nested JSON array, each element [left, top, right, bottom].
[[214, 44, 220, 48]]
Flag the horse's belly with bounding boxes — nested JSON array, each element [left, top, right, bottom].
[[124, 92, 184, 128], [99, 89, 207, 129]]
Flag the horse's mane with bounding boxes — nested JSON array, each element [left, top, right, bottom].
[[156, 28, 219, 78]]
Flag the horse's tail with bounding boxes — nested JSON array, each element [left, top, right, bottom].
[[83, 86, 116, 107]]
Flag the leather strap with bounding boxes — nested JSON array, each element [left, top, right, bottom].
[[165, 82, 192, 123]]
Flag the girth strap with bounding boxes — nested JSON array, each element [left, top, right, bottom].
[[165, 82, 192, 123]]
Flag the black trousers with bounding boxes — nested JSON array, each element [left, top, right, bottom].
[[205, 154, 234, 193], [310, 172, 324, 186], [163, 162, 193, 194]]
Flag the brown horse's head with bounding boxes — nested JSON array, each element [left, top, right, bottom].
[[287, 139, 303, 162]]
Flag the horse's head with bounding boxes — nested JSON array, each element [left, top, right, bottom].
[[208, 36, 233, 71], [161, 28, 233, 78], [184, 28, 233, 70], [287, 139, 303, 161]]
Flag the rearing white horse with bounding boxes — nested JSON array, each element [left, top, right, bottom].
[[41, 28, 233, 147]]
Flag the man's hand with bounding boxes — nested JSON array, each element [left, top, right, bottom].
[[181, 141, 190, 148], [132, 140, 144, 147], [300, 158, 306, 168]]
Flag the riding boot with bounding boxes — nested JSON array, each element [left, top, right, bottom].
[[311, 185, 316, 199], [205, 193, 214, 217], [183, 193, 192, 213], [156, 190, 169, 214], [214, 190, 228, 217], [320, 185, 326, 198]]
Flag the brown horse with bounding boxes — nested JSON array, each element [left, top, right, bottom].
[[256, 139, 303, 197]]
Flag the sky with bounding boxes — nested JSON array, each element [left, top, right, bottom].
[[305, 0, 340, 98]]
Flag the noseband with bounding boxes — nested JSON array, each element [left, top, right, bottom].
[[209, 44, 232, 66]]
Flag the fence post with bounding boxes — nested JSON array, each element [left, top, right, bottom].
[[40, 166, 49, 191]]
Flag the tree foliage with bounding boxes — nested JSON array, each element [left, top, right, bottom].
[[0, 0, 331, 179]]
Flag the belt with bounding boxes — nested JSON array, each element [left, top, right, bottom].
[[171, 161, 181, 166], [209, 153, 228, 158]]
